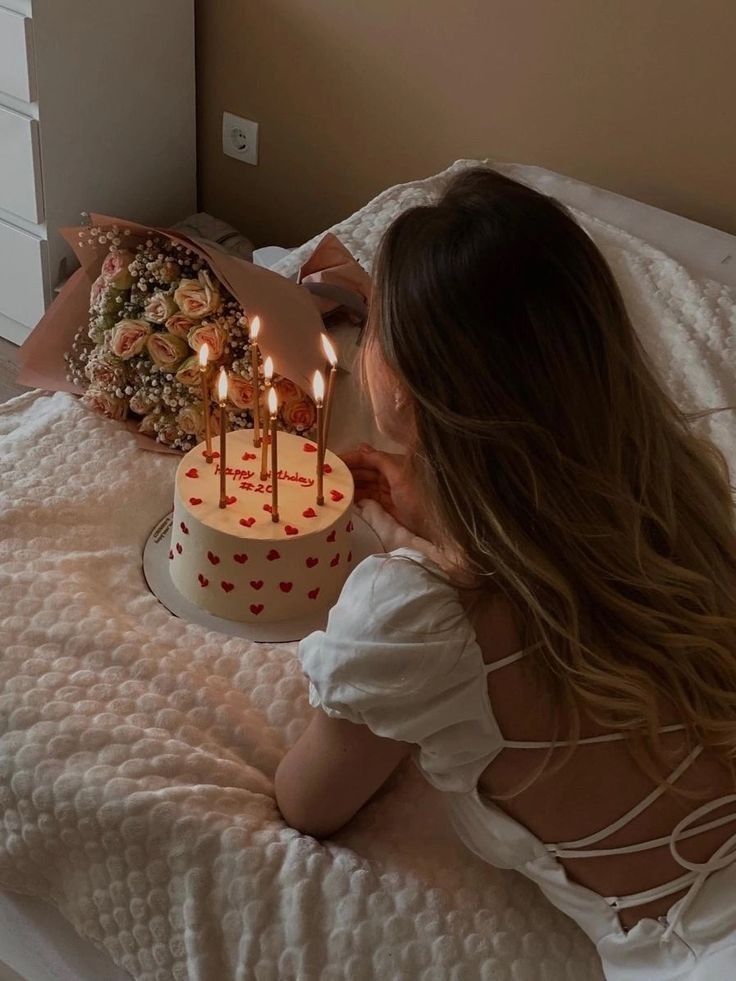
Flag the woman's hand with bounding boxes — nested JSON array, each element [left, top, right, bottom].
[[340, 443, 431, 540]]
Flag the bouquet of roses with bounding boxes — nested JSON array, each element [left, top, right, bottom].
[[63, 221, 316, 452]]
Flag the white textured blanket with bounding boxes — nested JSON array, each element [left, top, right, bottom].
[[1, 160, 735, 981]]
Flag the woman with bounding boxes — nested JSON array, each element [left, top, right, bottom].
[[275, 167, 736, 979]]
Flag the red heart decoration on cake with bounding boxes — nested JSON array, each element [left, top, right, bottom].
[[306, 556, 319, 568], [308, 587, 320, 600], [279, 581, 293, 593], [330, 489, 344, 502], [207, 551, 220, 565], [239, 517, 256, 528], [330, 553, 340, 567], [322, 463, 333, 474], [189, 497, 202, 506], [234, 553, 248, 564], [326, 530, 336, 543], [348, 551, 353, 562], [221, 581, 234, 593], [186, 468, 199, 478], [263, 504, 272, 513], [346, 521, 354, 533], [302, 508, 317, 518], [267, 549, 280, 561], [303, 443, 317, 453], [284, 525, 299, 536], [180, 521, 189, 534], [250, 580, 264, 590], [210, 451, 220, 459], [168, 549, 174, 560], [225, 495, 237, 506], [176, 543, 182, 554], [198, 574, 208, 587], [241, 452, 256, 461], [250, 603, 264, 616]]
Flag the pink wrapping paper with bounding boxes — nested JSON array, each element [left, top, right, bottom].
[[17, 219, 371, 453], [297, 233, 372, 323]]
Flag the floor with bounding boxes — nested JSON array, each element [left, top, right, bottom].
[[0, 337, 27, 404]]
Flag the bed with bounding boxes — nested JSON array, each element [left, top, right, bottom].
[[1, 160, 735, 981]]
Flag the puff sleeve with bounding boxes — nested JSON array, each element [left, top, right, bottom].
[[298, 547, 505, 793]]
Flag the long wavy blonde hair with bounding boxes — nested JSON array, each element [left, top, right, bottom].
[[366, 166, 736, 790]]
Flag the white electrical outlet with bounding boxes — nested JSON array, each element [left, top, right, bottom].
[[222, 111, 259, 165]]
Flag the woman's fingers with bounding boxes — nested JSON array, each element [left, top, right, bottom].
[[349, 445, 406, 484], [339, 448, 372, 469]]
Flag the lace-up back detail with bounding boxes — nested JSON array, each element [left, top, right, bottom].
[[300, 547, 736, 974], [480, 653, 736, 941]]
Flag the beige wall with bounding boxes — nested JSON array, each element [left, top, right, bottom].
[[196, 1, 736, 249]]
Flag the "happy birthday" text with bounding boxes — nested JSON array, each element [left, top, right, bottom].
[[214, 465, 315, 491]]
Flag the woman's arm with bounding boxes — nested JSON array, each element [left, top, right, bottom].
[[275, 709, 412, 839]]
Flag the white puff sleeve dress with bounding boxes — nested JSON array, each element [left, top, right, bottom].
[[298, 541, 736, 981]]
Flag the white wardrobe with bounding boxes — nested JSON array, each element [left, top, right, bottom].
[[0, 0, 197, 344]]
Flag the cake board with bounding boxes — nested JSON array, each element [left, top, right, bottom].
[[143, 506, 383, 642]]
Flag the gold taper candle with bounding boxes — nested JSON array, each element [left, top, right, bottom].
[[249, 315, 262, 448], [268, 386, 279, 521], [313, 370, 325, 506], [260, 355, 274, 480], [198, 343, 213, 460], [217, 368, 228, 508], [321, 335, 338, 451]]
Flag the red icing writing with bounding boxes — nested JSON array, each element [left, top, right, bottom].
[[215, 464, 314, 490]]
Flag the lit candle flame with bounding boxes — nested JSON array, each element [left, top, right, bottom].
[[217, 367, 228, 403], [264, 355, 274, 382], [313, 370, 325, 405], [321, 335, 337, 367], [268, 385, 278, 417], [199, 342, 209, 368], [249, 315, 261, 342]]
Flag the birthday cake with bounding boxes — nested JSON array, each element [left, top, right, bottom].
[[169, 429, 356, 623]]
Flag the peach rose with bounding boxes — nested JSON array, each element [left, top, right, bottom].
[[144, 292, 178, 324], [159, 415, 185, 444], [101, 249, 135, 289], [227, 373, 254, 409], [274, 377, 301, 402], [82, 386, 128, 422], [165, 313, 196, 339], [138, 413, 159, 437], [84, 352, 125, 389], [110, 319, 151, 359], [174, 269, 220, 319], [177, 403, 204, 436], [281, 396, 316, 433], [187, 322, 228, 361], [175, 355, 202, 387], [146, 332, 189, 370]]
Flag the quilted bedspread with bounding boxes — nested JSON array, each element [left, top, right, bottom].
[[1, 160, 735, 981]]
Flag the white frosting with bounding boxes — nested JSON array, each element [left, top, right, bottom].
[[170, 429, 356, 622]]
